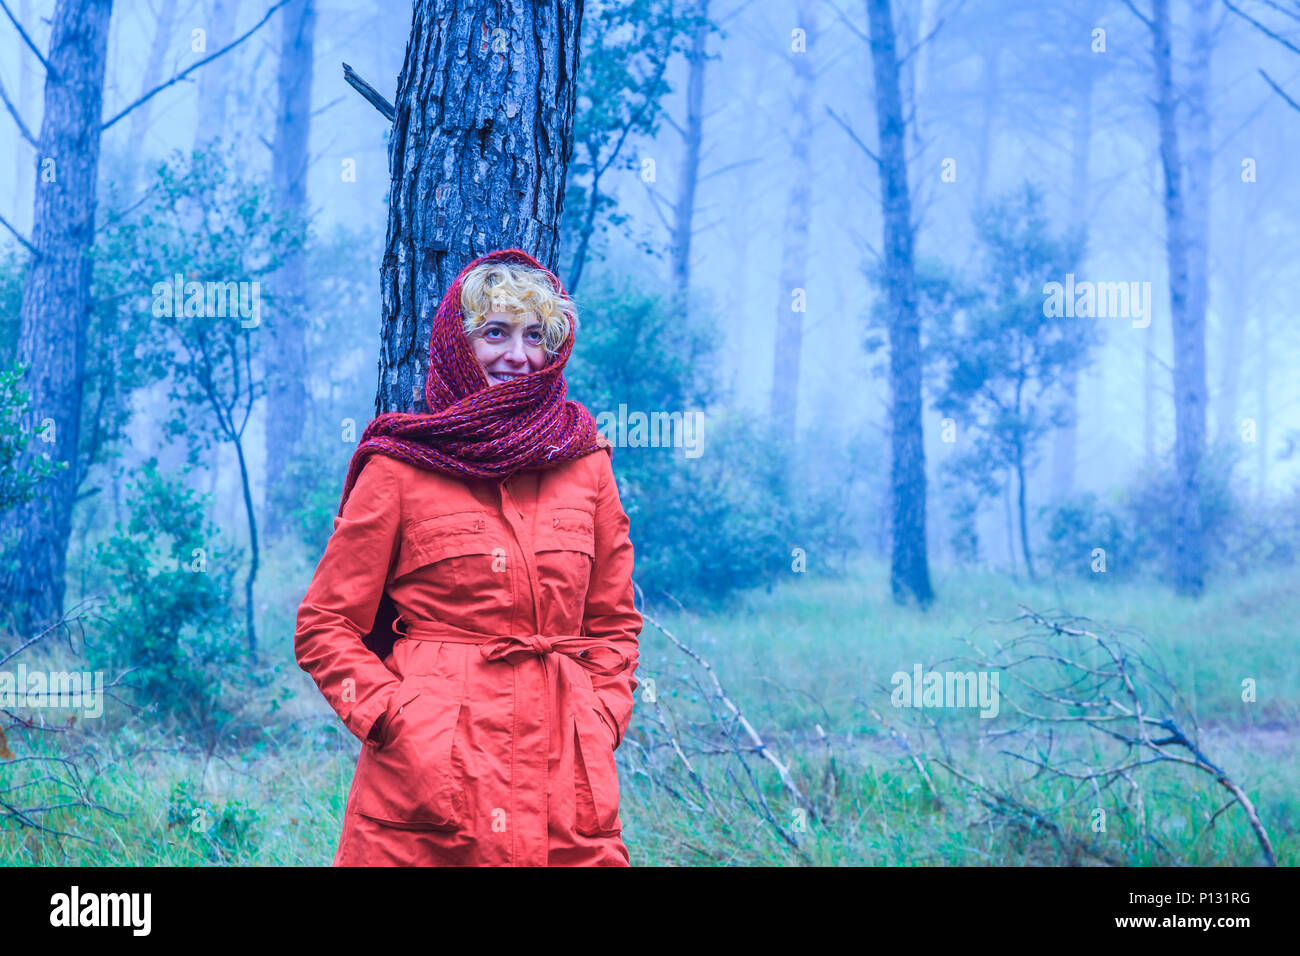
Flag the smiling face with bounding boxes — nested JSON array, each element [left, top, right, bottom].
[[468, 310, 551, 385]]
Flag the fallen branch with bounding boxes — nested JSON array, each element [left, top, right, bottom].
[[645, 594, 814, 820], [892, 604, 1278, 866]]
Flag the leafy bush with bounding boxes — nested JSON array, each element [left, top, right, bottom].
[[1041, 490, 1134, 578], [0, 360, 67, 514], [566, 274, 865, 605], [1122, 443, 1238, 581], [0, 245, 24, 361], [1040, 441, 1298, 583], [0, 361, 69, 604], [87, 459, 261, 742]]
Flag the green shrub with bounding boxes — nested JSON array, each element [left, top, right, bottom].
[[87, 459, 260, 742], [0, 245, 24, 361], [165, 779, 262, 863], [566, 276, 865, 607], [0, 360, 68, 514], [1041, 490, 1133, 579], [1040, 441, 1299, 583]]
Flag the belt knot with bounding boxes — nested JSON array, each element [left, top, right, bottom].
[[477, 632, 627, 678], [479, 633, 553, 662]]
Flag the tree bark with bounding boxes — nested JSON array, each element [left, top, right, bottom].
[[866, 0, 933, 608], [769, 0, 817, 448], [377, 0, 585, 416], [0, 0, 114, 636], [264, 0, 315, 538]]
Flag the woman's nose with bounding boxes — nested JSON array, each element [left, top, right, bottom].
[[505, 333, 528, 362]]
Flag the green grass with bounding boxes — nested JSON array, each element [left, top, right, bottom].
[[3, 554, 1295, 865]]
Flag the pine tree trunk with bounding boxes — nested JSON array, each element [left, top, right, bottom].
[[1152, 0, 1207, 596], [769, 0, 817, 449], [376, 0, 585, 416], [264, 0, 315, 538], [193, 0, 243, 150], [10, 0, 36, 234], [973, 47, 999, 208], [669, 0, 709, 316], [1050, 57, 1094, 501], [1214, 237, 1248, 444], [0, 0, 114, 636], [118, 0, 178, 198], [866, 0, 933, 608]]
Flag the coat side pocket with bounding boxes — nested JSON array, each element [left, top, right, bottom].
[[351, 674, 465, 831], [573, 707, 622, 837]]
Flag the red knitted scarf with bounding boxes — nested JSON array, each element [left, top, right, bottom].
[[335, 248, 606, 519]]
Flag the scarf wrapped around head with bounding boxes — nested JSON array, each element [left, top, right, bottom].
[[336, 248, 608, 518], [333, 247, 609, 660]]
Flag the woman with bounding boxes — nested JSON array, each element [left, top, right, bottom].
[[294, 248, 641, 867]]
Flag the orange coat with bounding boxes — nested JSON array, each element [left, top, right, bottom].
[[294, 440, 641, 866]]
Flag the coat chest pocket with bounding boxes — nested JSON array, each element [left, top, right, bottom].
[[393, 511, 509, 604], [534, 507, 595, 601], [352, 674, 466, 830]]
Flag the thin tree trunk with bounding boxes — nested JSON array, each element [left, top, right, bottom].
[[118, 0, 179, 198], [1151, 0, 1205, 596], [670, 0, 709, 316], [10, 0, 35, 231], [974, 46, 999, 208], [1051, 60, 1094, 501], [866, 0, 933, 608], [1214, 233, 1248, 444], [769, 0, 817, 447], [567, 32, 671, 295], [0, 0, 114, 636], [233, 435, 259, 656], [1016, 446, 1035, 580], [1256, 309, 1269, 497], [1143, 336, 1155, 465], [264, 0, 315, 538], [376, 0, 584, 416], [1002, 471, 1017, 577], [193, 0, 243, 150]]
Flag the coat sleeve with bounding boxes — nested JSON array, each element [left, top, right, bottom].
[[582, 449, 642, 749], [294, 453, 404, 749]]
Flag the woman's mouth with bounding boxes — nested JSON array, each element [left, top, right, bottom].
[[488, 370, 526, 384]]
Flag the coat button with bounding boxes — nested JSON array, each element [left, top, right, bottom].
[[552, 517, 559, 528]]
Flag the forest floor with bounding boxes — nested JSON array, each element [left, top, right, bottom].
[[2, 555, 1295, 866]]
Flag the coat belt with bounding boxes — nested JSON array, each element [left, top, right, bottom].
[[401, 619, 630, 679]]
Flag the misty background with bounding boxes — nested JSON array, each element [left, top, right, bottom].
[[5, 0, 1297, 583]]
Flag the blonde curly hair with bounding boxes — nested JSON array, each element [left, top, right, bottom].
[[460, 260, 575, 357]]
